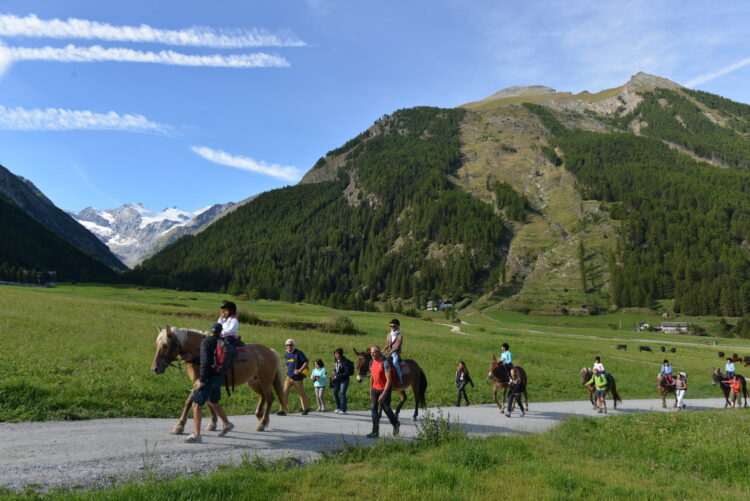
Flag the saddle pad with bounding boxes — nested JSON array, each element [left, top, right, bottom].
[[236, 347, 249, 362], [399, 362, 411, 377]]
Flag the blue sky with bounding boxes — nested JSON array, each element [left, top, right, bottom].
[[0, 0, 748, 212]]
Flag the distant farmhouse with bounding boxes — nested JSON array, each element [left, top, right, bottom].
[[660, 322, 691, 334], [426, 300, 453, 311]]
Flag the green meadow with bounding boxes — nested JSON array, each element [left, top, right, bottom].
[[1, 283, 747, 422]]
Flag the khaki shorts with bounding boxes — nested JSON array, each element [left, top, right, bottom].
[[730, 391, 739, 402]]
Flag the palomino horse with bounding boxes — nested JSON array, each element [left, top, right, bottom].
[[580, 368, 622, 409], [353, 349, 428, 421], [656, 373, 677, 408], [711, 368, 748, 408], [151, 326, 287, 433], [487, 356, 528, 413]]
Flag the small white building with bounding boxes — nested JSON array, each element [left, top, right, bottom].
[[660, 322, 691, 334]]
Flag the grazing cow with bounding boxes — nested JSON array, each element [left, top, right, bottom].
[[732, 353, 742, 363], [616, 344, 627, 351], [669, 347, 676, 353], [718, 351, 725, 358], [639, 345, 652, 352], [744, 356, 750, 367], [660, 346, 666, 352]]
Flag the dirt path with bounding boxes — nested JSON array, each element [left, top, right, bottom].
[[0, 397, 730, 493]]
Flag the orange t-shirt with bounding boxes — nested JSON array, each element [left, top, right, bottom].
[[370, 358, 395, 391]]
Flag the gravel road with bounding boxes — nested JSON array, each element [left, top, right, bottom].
[[0, 397, 729, 492]]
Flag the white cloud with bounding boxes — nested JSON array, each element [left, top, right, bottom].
[[0, 105, 167, 133], [685, 57, 750, 88], [192, 146, 300, 181], [0, 13, 306, 48], [1, 43, 289, 68]]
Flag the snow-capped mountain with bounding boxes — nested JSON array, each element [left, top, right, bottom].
[[68, 202, 236, 267]]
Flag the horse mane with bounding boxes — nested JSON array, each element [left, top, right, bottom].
[[157, 326, 204, 349]]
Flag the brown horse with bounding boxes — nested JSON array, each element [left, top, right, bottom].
[[656, 373, 677, 408], [487, 356, 528, 413], [580, 368, 622, 409], [151, 326, 287, 433], [353, 349, 427, 421], [711, 368, 748, 408]]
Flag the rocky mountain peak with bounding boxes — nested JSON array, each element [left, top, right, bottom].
[[625, 72, 682, 90]]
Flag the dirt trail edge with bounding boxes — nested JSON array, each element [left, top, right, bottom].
[[0, 398, 728, 492]]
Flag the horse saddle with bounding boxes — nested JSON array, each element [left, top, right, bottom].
[[399, 362, 411, 377], [235, 346, 249, 362]]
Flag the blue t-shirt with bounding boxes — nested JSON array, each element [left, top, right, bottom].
[[500, 351, 512, 364], [726, 362, 736, 372], [661, 365, 672, 375], [285, 348, 308, 380]]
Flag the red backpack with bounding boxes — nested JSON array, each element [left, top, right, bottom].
[[212, 337, 237, 375]]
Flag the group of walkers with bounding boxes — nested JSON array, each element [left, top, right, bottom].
[[182, 301, 745, 444], [185, 303, 408, 442]]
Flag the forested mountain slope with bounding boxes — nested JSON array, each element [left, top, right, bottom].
[[0, 195, 115, 282], [131, 74, 750, 315]]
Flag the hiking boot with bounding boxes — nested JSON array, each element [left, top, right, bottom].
[[301, 409, 310, 415], [184, 433, 201, 443], [366, 431, 379, 438], [393, 422, 400, 436], [218, 422, 234, 437], [505, 412, 511, 418], [276, 411, 287, 416]]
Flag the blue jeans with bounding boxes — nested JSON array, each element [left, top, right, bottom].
[[390, 353, 403, 381], [333, 378, 349, 411]]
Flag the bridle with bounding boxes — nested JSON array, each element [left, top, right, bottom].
[[154, 329, 184, 373]]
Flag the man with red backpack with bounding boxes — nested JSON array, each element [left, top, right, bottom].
[[185, 322, 235, 443]]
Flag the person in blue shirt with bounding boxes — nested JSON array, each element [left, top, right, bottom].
[[726, 358, 736, 379], [277, 338, 310, 416], [660, 359, 673, 384], [500, 343, 513, 367]]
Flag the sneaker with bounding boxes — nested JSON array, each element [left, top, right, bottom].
[[596, 408, 602, 414], [603, 408, 607, 414], [301, 409, 310, 415], [218, 421, 234, 437], [393, 422, 400, 436], [366, 431, 379, 438], [276, 410, 287, 416], [334, 409, 341, 414], [339, 410, 347, 415], [505, 413, 511, 418], [520, 412, 525, 417], [184, 433, 201, 443]]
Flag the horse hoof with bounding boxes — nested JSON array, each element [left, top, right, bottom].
[[206, 423, 217, 431], [255, 424, 266, 432], [171, 425, 184, 435]]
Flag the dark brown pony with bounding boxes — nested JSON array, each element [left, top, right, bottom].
[[580, 368, 622, 409], [712, 368, 748, 408], [151, 326, 287, 433], [487, 355, 528, 413], [353, 349, 427, 421], [656, 373, 677, 408]]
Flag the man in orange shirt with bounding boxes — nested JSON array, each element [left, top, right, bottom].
[[366, 345, 400, 438], [722, 375, 742, 408]]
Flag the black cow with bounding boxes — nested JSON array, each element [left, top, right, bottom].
[[616, 344, 627, 351], [660, 346, 666, 352], [669, 347, 676, 353], [719, 351, 725, 358], [639, 345, 652, 352]]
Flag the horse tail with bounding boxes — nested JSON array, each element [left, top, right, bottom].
[[271, 349, 287, 410], [418, 369, 428, 409], [611, 381, 622, 404]]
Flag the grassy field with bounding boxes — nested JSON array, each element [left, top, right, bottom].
[[4, 410, 750, 500], [1, 283, 748, 422]]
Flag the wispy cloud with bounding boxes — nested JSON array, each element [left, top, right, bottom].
[[0, 13, 306, 48], [0, 105, 167, 133], [0, 44, 289, 69], [192, 146, 300, 181], [685, 57, 750, 88]]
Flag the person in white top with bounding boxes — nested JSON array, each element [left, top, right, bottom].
[[218, 301, 240, 343], [593, 356, 605, 374]]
